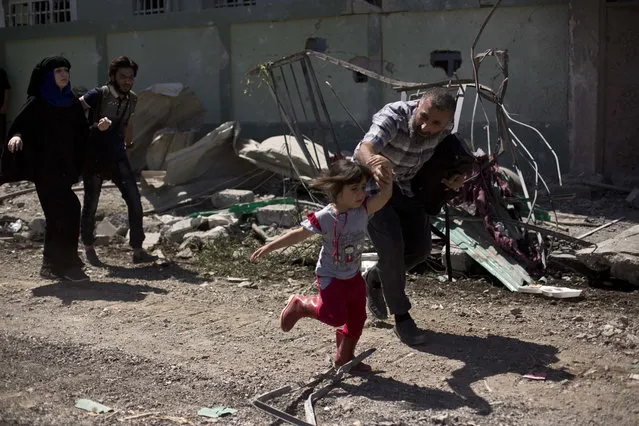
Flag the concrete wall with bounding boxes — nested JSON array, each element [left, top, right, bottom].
[[603, 5, 639, 186], [382, 5, 569, 175], [4, 36, 97, 119], [232, 15, 369, 123], [107, 26, 222, 124]]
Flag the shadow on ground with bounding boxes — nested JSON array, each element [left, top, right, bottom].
[[32, 280, 168, 305]]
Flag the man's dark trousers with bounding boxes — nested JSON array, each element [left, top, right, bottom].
[[366, 184, 431, 315], [80, 159, 145, 249]]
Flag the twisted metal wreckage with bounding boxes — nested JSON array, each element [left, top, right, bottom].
[[246, 2, 591, 424]]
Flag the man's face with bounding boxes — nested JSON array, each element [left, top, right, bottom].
[[113, 67, 135, 93], [409, 98, 453, 144]]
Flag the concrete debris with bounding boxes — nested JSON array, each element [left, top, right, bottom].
[[183, 226, 229, 243], [211, 189, 255, 209], [28, 218, 46, 236], [176, 247, 194, 259], [142, 233, 161, 251], [128, 85, 205, 172], [157, 214, 181, 226], [142, 216, 164, 233], [440, 243, 473, 273], [165, 218, 204, 243], [625, 188, 639, 209], [256, 204, 297, 228], [205, 213, 238, 228], [96, 219, 119, 239], [576, 224, 639, 286]]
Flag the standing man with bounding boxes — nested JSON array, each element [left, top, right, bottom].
[[354, 87, 465, 346], [0, 67, 10, 142], [80, 56, 157, 265]]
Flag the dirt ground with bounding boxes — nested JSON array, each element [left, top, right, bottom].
[[1, 184, 638, 426]]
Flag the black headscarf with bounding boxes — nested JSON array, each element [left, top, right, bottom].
[[26, 56, 75, 107]]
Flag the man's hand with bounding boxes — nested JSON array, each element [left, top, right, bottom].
[[367, 154, 393, 187], [97, 117, 112, 131], [441, 174, 465, 192], [7, 136, 22, 153]]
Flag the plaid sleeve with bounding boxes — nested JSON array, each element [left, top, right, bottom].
[[355, 103, 403, 154]]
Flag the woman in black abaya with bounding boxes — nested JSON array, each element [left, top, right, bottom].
[[1, 56, 110, 283]]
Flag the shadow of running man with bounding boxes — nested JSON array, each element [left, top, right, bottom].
[[407, 330, 575, 414], [32, 280, 168, 306]]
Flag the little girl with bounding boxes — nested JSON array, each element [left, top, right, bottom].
[[250, 159, 392, 372]]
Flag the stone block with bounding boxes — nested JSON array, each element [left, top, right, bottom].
[[96, 219, 118, 238], [165, 218, 201, 243], [29, 218, 46, 235], [626, 188, 639, 209], [143, 232, 161, 250], [441, 243, 473, 273], [206, 213, 237, 228], [211, 189, 255, 209], [256, 204, 297, 228], [577, 224, 639, 286]]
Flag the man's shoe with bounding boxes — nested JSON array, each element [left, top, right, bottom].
[[133, 250, 158, 264], [394, 318, 428, 346], [39, 265, 58, 280], [365, 272, 388, 320], [61, 266, 90, 284], [85, 248, 103, 267]]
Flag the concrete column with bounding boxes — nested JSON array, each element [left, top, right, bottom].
[[568, 0, 603, 176]]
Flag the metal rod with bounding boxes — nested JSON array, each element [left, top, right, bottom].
[[501, 104, 563, 185], [300, 58, 331, 166], [280, 67, 320, 171], [445, 205, 453, 282], [325, 80, 366, 134], [305, 56, 343, 156], [289, 63, 322, 168], [577, 217, 624, 239], [268, 68, 319, 173]]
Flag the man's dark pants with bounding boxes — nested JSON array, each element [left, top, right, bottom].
[[366, 184, 431, 316], [80, 159, 145, 249], [0, 114, 6, 144]]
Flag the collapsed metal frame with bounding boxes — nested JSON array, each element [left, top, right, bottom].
[[251, 348, 375, 426], [247, 1, 566, 267]]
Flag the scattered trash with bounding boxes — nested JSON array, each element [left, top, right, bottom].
[[541, 286, 583, 298], [197, 406, 237, 418], [629, 374, 639, 381], [518, 284, 583, 298], [522, 372, 547, 381], [75, 398, 113, 414], [8, 219, 23, 233]]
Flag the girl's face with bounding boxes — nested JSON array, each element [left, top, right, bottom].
[[336, 177, 367, 210], [53, 67, 70, 89]]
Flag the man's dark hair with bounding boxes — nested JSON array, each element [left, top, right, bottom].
[[420, 87, 457, 112], [311, 159, 373, 202], [108, 56, 138, 79]]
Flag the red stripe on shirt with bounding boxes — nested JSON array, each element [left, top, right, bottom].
[[306, 212, 322, 232]]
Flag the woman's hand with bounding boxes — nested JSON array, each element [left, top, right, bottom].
[[98, 117, 112, 131], [7, 136, 23, 153]]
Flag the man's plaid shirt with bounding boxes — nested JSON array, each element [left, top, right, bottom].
[[354, 100, 450, 197]]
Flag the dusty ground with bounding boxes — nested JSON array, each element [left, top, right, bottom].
[[0, 183, 638, 426]]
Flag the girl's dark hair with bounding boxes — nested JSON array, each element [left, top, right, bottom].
[[108, 56, 138, 79], [311, 159, 373, 201]]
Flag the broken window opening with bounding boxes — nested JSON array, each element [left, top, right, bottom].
[[305, 37, 327, 53], [2, 0, 76, 27], [133, 0, 168, 16], [353, 71, 368, 83]]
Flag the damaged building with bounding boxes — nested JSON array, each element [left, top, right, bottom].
[[0, 0, 637, 184]]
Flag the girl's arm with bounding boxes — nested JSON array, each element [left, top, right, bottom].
[[365, 169, 393, 215], [250, 226, 314, 262]]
